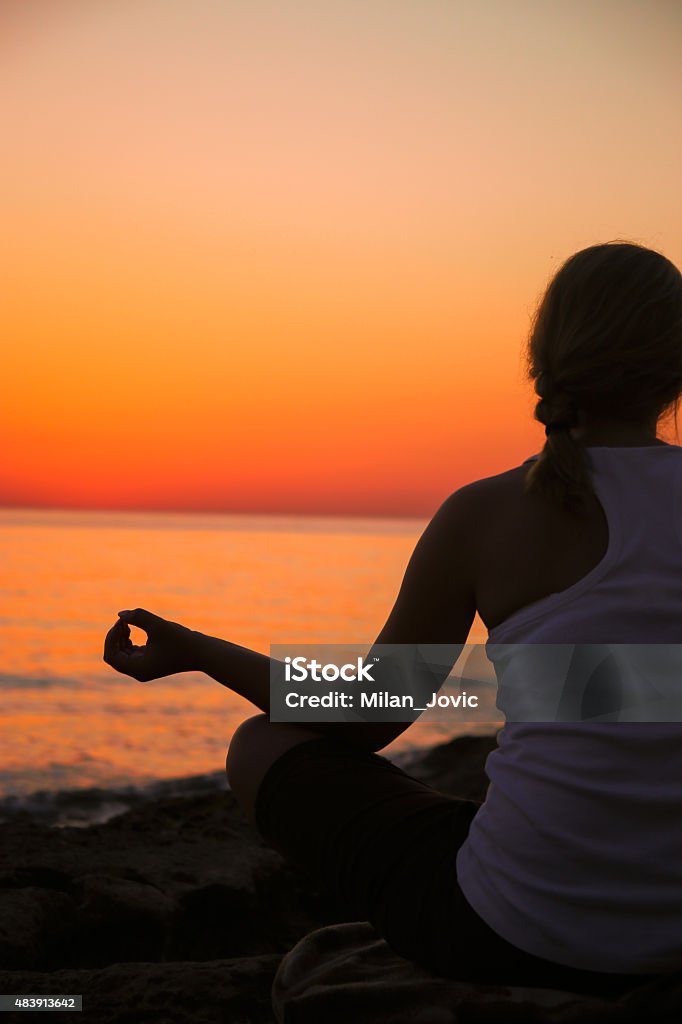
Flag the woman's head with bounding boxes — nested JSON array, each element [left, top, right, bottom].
[[525, 240, 682, 509]]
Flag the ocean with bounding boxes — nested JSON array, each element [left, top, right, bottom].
[[0, 508, 494, 822]]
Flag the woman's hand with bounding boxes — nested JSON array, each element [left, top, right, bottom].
[[103, 608, 200, 682]]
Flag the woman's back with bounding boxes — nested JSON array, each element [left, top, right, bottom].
[[457, 441, 682, 972]]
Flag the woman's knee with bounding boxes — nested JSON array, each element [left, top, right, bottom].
[[225, 713, 269, 785], [225, 714, 320, 821]]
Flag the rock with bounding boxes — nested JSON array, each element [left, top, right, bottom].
[[0, 888, 77, 970], [76, 874, 174, 965], [0, 790, 327, 970], [0, 955, 282, 1024]]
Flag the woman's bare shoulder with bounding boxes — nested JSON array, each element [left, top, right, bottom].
[[441, 463, 536, 523], [442, 461, 607, 631], [426, 463, 540, 576]]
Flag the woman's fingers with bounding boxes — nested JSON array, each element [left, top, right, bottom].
[[115, 618, 144, 653], [103, 619, 127, 666], [104, 618, 140, 663], [119, 622, 133, 651], [104, 607, 184, 682], [117, 608, 160, 631]]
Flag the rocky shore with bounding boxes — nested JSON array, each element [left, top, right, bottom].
[[0, 734, 678, 1022]]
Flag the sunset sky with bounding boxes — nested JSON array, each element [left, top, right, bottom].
[[2, 0, 681, 516]]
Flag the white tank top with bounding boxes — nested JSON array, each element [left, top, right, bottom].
[[456, 442, 682, 973]]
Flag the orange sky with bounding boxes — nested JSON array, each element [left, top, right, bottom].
[[1, 0, 681, 516]]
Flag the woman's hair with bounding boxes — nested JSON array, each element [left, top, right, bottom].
[[525, 240, 682, 510]]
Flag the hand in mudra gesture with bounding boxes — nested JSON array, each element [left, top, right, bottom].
[[103, 608, 198, 682]]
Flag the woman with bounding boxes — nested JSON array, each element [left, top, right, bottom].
[[104, 240, 682, 997]]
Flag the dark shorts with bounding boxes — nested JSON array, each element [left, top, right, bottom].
[[254, 735, 662, 999]]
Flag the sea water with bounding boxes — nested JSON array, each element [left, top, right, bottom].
[[0, 507, 493, 815]]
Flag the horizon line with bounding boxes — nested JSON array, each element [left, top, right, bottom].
[[0, 502, 429, 524]]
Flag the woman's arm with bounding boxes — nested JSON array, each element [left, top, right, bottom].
[[104, 488, 478, 751]]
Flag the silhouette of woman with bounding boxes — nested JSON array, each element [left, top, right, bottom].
[[104, 240, 682, 996]]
